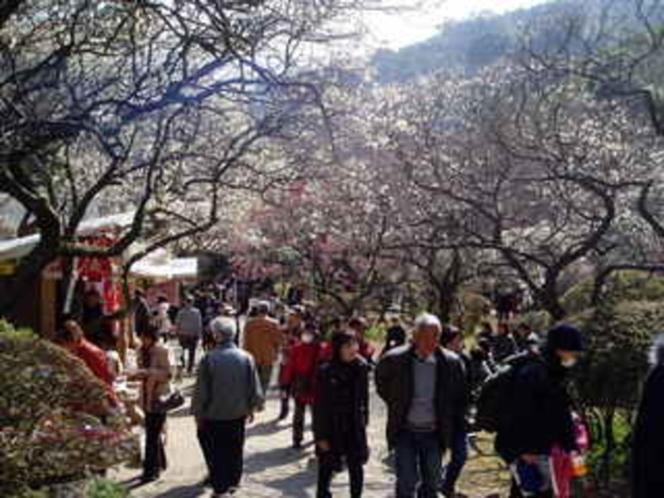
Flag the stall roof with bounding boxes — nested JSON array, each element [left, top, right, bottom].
[[0, 212, 136, 262], [130, 254, 198, 281]]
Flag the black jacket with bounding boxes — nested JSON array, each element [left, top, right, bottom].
[[631, 364, 664, 498], [375, 345, 466, 451], [381, 325, 407, 355], [495, 353, 576, 463], [313, 358, 370, 462]]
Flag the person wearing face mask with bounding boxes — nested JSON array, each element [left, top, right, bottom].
[[494, 324, 585, 498], [282, 322, 323, 449]]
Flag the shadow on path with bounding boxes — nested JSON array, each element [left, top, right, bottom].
[[260, 458, 317, 498], [150, 484, 207, 498]]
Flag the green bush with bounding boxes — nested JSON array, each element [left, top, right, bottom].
[[574, 300, 664, 410], [365, 323, 387, 343], [572, 300, 664, 488], [86, 479, 128, 498], [562, 271, 664, 315]]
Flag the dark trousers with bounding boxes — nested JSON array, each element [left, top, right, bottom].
[[197, 428, 213, 477], [199, 418, 246, 494], [317, 452, 365, 498], [144, 412, 167, 478], [395, 430, 442, 498], [279, 385, 291, 418], [293, 401, 311, 445], [441, 430, 468, 494], [179, 336, 198, 373], [509, 479, 554, 498]]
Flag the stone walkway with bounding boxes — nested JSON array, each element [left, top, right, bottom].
[[114, 378, 509, 498]]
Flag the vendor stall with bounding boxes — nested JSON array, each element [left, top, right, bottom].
[[0, 213, 135, 340]]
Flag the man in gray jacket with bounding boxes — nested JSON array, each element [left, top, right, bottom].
[[192, 317, 264, 497], [175, 296, 203, 374]]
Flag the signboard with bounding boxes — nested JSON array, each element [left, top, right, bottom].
[[0, 260, 16, 276]]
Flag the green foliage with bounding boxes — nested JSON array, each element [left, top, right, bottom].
[[364, 323, 387, 343], [457, 292, 492, 335], [518, 310, 552, 332], [562, 271, 664, 316], [86, 479, 128, 498], [0, 319, 36, 339], [586, 410, 633, 485], [574, 300, 663, 410], [0, 322, 138, 495], [572, 300, 663, 489]]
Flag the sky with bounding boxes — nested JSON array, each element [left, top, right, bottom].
[[362, 0, 549, 51]]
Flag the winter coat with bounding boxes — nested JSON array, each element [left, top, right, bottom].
[[282, 341, 321, 405], [138, 343, 172, 413], [314, 358, 370, 462], [494, 354, 576, 463], [191, 342, 264, 421], [382, 325, 407, 356], [491, 334, 518, 363], [375, 345, 467, 451], [631, 359, 664, 498], [243, 315, 281, 367]]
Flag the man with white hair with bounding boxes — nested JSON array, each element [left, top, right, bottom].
[[376, 313, 467, 498], [192, 317, 264, 497]]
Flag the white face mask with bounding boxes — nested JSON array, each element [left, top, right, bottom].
[[561, 357, 578, 368], [301, 334, 314, 344]]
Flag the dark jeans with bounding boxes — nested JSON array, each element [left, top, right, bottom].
[[179, 336, 198, 373], [317, 452, 364, 498], [279, 384, 291, 418], [199, 418, 246, 494], [509, 479, 554, 498], [441, 430, 468, 494], [395, 430, 442, 498], [293, 401, 312, 445], [144, 412, 167, 478]]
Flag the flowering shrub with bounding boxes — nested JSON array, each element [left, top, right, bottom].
[[0, 321, 138, 496]]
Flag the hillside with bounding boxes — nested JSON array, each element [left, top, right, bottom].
[[371, 0, 638, 82]]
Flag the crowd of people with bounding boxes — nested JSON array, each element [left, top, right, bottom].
[[53, 288, 664, 498]]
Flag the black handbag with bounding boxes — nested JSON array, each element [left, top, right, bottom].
[[155, 389, 185, 412]]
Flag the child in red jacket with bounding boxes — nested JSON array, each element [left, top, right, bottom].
[[283, 322, 322, 449]]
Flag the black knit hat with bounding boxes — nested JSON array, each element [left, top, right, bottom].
[[546, 324, 585, 352]]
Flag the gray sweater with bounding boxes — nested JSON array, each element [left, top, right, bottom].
[[191, 342, 264, 421], [175, 306, 203, 337]]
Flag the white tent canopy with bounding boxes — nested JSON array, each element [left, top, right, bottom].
[[129, 250, 198, 280], [0, 212, 136, 262], [0, 211, 197, 281]]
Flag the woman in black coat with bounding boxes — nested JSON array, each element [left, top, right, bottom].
[[314, 332, 370, 498], [631, 334, 664, 498]]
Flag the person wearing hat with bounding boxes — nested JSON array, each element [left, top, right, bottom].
[[495, 323, 585, 498], [314, 332, 370, 498], [192, 317, 264, 498]]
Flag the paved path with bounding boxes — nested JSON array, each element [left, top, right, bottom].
[[114, 378, 509, 498]]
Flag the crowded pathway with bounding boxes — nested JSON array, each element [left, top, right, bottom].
[[115, 375, 510, 498]]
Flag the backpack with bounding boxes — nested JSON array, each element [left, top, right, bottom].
[[475, 352, 538, 433]]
